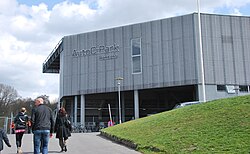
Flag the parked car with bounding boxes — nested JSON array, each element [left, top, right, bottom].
[[174, 101, 202, 109]]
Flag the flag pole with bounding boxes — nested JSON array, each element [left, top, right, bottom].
[[197, 0, 206, 102]]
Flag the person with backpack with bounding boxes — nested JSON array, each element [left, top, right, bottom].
[[14, 107, 29, 154], [54, 107, 71, 152]]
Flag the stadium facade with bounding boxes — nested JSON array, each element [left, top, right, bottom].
[[43, 13, 250, 128]]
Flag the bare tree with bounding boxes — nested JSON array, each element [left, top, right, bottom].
[[0, 83, 19, 115]]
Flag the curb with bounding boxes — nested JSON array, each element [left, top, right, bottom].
[[100, 131, 137, 150]]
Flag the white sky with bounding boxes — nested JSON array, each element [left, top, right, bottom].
[[0, 0, 250, 101]]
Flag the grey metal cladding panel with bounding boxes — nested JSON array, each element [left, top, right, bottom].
[[223, 43, 234, 61], [161, 18, 172, 41], [63, 57, 72, 76], [213, 38, 225, 84], [142, 66, 153, 88], [152, 65, 163, 85], [162, 41, 174, 83], [105, 29, 115, 72], [97, 72, 105, 89], [71, 75, 79, 94], [183, 38, 197, 81], [114, 27, 124, 74], [122, 26, 133, 89], [172, 39, 185, 82], [243, 42, 250, 83], [214, 61, 225, 84], [243, 40, 250, 61], [142, 22, 153, 67], [72, 57, 79, 75], [233, 40, 245, 83], [86, 33, 97, 73], [220, 16, 231, 35], [182, 14, 195, 38], [213, 38, 223, 61], [64, 35, 76, 56], [81, 56, 89, 75], [151, 21, 163, 66], [204, 60, 214, 84], [80, 74, 87, 92], [133, 74, 143, 89], [63, 76, 72, 96], [89, 55, 97, 73], [171, 16, 183, 39], [88, 72, 97, 90], [224, 59, 235, 84], [151, 20, 161, 43], [203, 37, 214, 61], [210, 15, 222, 38], [201, 14, 211, 37], [132, 23, 141, 37], [231, 17, 242, 39], [203, 37, 215, 83], [106, 70, 115, 88], [241, 17, 250, 39], [96, 31, 106, 73]]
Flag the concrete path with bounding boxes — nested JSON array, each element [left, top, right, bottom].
[[2, 133, 141, 154]]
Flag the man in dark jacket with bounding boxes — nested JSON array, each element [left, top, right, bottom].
[[0, 128, 11, 153], [31, 97, 54, 154]]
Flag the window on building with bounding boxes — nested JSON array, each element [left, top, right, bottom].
[[239, 85, 249, 92], [217, 85, 226, 91], [131, 38, 142, 73]]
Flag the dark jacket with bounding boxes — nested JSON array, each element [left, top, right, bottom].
[[31, 104, 54, 133], [0, 128, 11, 151], [14, 112, 28, 130], [54, 114, 71, 139]]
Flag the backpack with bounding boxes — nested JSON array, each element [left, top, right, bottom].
[[15, 113, 27, 129]]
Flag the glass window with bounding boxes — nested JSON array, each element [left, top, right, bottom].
[[132, 38, 141, 55], [239, 85, 248, 92], [131, 38, 142, 73], [132, 56, 141, 73], [217, 85, 226, 91]]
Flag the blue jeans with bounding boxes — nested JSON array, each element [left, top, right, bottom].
[[33, 130, 50, 154]]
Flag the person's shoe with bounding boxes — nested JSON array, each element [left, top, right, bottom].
[[60, 148, 64, 152], [64, 146, 67, 152], [17, 147, 22, 154]]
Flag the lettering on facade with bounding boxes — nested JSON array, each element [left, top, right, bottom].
[[72, 44, 119, 60]]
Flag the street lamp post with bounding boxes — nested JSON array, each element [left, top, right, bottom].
[[115, 77, 123, 124]]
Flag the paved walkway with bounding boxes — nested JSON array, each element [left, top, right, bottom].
[[2, 133, 141, 154]]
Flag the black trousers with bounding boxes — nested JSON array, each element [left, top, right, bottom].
[[16, 132, 24, 147]]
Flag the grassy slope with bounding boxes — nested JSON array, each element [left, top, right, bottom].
[[101, 95, 250, 153]]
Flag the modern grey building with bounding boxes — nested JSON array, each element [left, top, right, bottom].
[[43, 13, 250, 128]]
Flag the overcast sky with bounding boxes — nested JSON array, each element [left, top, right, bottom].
[[0, 0, 250, 101]]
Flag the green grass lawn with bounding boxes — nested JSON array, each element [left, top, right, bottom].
[[101, 95, 250, 154]]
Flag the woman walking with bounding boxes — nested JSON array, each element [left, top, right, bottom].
[[54, 107, 71, 152], [14, 107, 29, 154]]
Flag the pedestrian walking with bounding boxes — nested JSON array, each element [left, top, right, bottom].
[[0, 128, 11, 154], [54, 107, 71, 152], [31, 97, 54, 154], [14, 107, 29, 154]]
